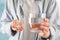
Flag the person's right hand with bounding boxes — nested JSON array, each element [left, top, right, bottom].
[[11, 20, 24, 32]]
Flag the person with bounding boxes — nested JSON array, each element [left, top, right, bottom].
[[0, 0, 60, 40]]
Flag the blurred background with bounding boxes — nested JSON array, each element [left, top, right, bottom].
[[0, 0, 60, 40], [0, 0, 10, 40]]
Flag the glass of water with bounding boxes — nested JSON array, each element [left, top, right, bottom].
[[28, 13, 46, 33]]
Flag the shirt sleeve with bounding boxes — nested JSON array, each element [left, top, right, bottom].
[[46, 0, 60, 40], [0, 0, 17, 36]]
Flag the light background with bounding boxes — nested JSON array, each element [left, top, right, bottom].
[[0, 0, 60, 40], [0, 0, 10, 40]]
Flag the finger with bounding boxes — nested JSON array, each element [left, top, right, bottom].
[[42, 29, 48, 34], [41, 22, 50, 27], [42, 29, 50, 37], [39, 30, 47, 37], [44, 18, 49, 22], [40, 26, 49, 31], [40, 29, 49, 34], [16, 24, 24, 31], [12, 28, 17, 31], [17, 27, 24, 32], [39, 29, 50, 38], [39, 30, 47, 36], [11, 26, 17, 31]]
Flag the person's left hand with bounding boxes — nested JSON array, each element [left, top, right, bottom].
[[39, 18, 50, 38]]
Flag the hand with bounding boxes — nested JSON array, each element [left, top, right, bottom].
[[11, 20, 24, 32], [39, 18, 50, 38]]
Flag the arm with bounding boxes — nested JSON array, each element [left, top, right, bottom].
[[0, 0, 17, 36], [0, 8, 17, 36], [46, 0, 60, 40], [37, 0, 60, 40]]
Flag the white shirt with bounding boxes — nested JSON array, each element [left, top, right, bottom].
[[0, 0, 60, 40]]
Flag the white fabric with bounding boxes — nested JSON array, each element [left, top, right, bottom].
[[0, 0, 60, 40]]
